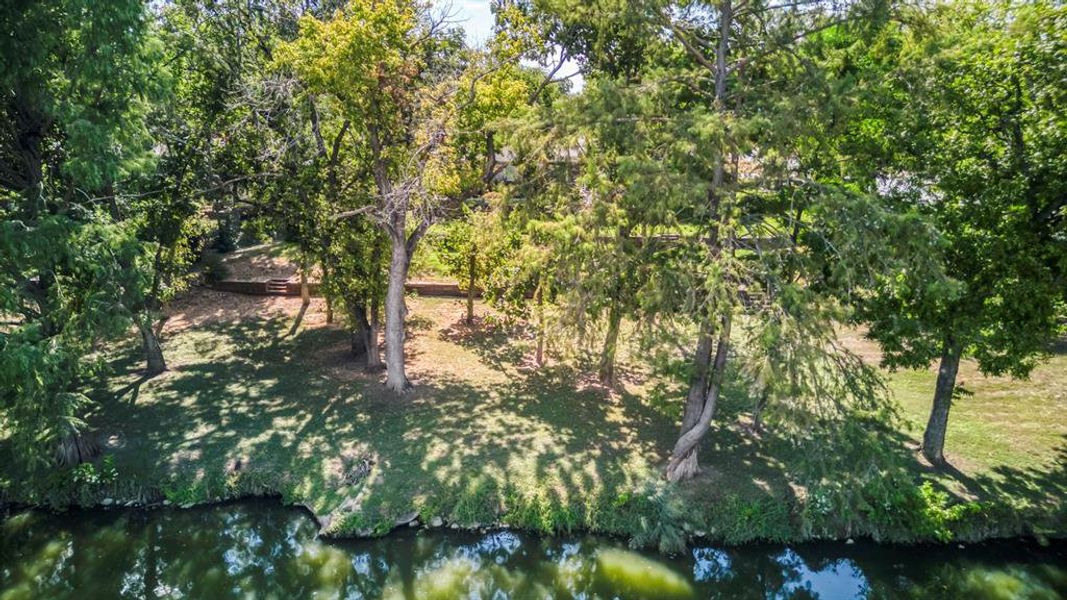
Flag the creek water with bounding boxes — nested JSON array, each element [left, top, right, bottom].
[[1, 499, 1064, 599]]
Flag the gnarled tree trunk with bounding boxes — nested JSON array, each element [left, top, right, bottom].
[[664, 0, 734, 483], [665, 315, 731, 482], [55, 427, 101, 467], [922, 340, 961, 466]]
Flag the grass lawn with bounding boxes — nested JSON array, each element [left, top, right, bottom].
[[2, 289, 1064, 546], [887, 356, 1067, 506]]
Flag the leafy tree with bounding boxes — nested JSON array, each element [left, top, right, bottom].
[[434, 208, 485, 325], [277, 0, 521, 392], [510, 0, 945, 483], [852, 0, 1067, 465], [325, 219, 389, 369], [0, 0, 159, 465], [433, 62, 537, 326], [121, 1, 243, 374]]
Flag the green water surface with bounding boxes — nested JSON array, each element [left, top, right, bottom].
[[1, 500, 1064, 599]]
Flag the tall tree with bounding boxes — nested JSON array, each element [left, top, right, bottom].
[[0, 0, 159, 465], [852, 0, 1067, 466], [277, 1, 508, 392], [513, 0, 942, 481]]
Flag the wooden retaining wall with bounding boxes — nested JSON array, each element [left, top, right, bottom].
[[209, 280, 478, 298]]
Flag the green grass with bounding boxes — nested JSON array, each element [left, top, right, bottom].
[[890, 361, 1067, 473], [887, 356, 1067, 513], [1, 295, 1063, 548]]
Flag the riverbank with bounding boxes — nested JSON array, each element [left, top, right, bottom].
[[0, 290, 1064, 550]]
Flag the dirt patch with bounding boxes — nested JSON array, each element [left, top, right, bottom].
[[219, 244, 322, 282], [836, 327, 886, 365], [163, 288, 331, 334]]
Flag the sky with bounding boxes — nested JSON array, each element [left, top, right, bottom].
[[439, 0, 584, 91], [446, 0, 496, 46]]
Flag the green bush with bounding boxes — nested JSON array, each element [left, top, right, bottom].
[[71, 455, 118, 487], [625, 484, 688, 554], [451, 477, 500, 526], [200, 251, 231, 283]]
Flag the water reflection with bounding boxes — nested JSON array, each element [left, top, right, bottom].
[[1, 501, 1064, 599]]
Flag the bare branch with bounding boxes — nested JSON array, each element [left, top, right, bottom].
[[331, 205, 378, 220], [527, 48, 570, 103]]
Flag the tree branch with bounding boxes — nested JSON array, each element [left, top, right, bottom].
[[528, 48, 570, 103], [661, 11, 719, 76]]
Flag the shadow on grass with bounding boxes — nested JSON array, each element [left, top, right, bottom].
[[23, 310, 1057, 543], [64, 317, 793, 531], [940, 435, 1067, 516], [438, 316, 533, 373]]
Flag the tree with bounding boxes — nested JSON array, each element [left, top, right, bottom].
[[0, 0, 159, 465], [434, 208, 484, 325], [277, 1, 506, 392], [435, 62, 539, 327], [510, 0, 945, 482], [852, 0, 1067, 466], [322, 213, 389, 369], [121, 1, 239, 375]]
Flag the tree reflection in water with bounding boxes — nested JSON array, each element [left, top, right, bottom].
[[1, 500, 1064, 599]]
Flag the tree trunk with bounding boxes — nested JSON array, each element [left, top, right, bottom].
[[534, 278, 545, 367], [321, 261, 333, 324], [665, 0, 734, 483], [465, 250, 476, 325], [384, 236, 411, 392], [366, 322, 382, 371], [288, 269, 311, 336], [922, 341, 962, 466], [752, 389, 769, 434], [55, 426, 101, 467], [350, 299, 383, 371], [350, 328, 367, 357], [681, 329, 715, 432], [138, 315, 167, 376], [483, 131, 497, 185], [665, 314, 731, 482], [367, 295, 383, 370], [351, 303, 370, 357], [153, 314, 168, 338], [598, 301, 622, 385]]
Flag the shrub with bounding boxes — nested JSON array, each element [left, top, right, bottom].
[[200, 251, 231, 283], [625, 483, 688, 554]]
